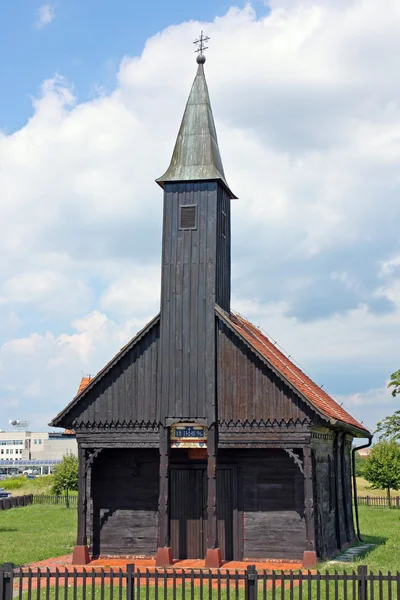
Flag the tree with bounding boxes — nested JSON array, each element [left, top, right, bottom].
[[388, 369, 400, 397], [363, 439, 400, 507], [373, 370, 400, 441], [354, 452, 366, 477], [375, 411, 400, 441], [52, 454, 78, 508]]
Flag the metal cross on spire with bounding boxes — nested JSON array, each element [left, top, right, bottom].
[[193, 31, 210, 64]]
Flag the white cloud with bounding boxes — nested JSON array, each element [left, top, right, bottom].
[[1, 0, 400, 430], [35, 3, 56, 30]]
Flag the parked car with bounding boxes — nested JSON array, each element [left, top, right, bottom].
[[0, 488, 12, 499]]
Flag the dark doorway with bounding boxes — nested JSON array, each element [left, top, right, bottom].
[[169, 464, 237, 560], [170, 466, 207, 559]]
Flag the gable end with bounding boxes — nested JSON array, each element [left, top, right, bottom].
[[51, 315, 160, 429]]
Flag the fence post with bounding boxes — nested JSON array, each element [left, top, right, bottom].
[[358, 565, 368, 600], [245, 565, 257, 600], [0, 563, 14, 600], [126, 563, 135, 600]]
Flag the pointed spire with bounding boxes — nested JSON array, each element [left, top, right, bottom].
[[156, 50, 236, 199]]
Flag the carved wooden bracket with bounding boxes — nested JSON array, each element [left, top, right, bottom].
[[284, 448, 304, 474], [85, 448, 103, 474]]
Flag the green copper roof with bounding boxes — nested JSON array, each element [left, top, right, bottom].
[[156, 60, 236, 199]]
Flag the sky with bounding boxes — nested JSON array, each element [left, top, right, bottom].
[[0, 0, 399, 435]]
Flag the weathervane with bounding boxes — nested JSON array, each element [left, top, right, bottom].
[[193, 31, 210, 64]]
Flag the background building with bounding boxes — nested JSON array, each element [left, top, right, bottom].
[[0, 430, 77, 473]]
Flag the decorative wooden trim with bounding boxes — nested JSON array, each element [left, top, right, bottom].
[[74, 421, 160, 432], [311, 431, 336, 442], [218, 418, 312, 432], [84, 449, 103, 474], [80, 440, 160, 449], [76, 422, 160, 447], [218, 421, 311, 447], [218, 441, 309, 449]]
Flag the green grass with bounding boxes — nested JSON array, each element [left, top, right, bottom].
[[1, 475, 78, 497], [317, 505, 400, 572], [2, 475, 55, 495], [0, 504, 76, 566]]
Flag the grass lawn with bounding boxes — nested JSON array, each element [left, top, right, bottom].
[[0, 504, 76, 566], [1, 475, 78, 497], [355, 477, 399, 499], [0, 503, 399, 573], [1, 476, 54, 496]]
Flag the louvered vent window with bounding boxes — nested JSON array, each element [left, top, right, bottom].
[[179, 205, 197, 230]]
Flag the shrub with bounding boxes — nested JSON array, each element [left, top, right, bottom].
[[1, 478, 24, 490], [29, 475, 54, 490]]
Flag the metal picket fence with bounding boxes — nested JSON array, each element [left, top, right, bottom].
[[1, 564, 399, 600]]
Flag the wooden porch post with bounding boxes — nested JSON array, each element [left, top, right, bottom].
[[205, 423, 222, 567], [303, 445, 317, 568], [72, 445, 90, 565], [156, 425, 172, 566]]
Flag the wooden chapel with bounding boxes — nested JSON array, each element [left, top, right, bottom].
[[51, 45, 371, 567]]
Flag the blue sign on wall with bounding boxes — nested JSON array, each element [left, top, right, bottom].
[[170, 423, 207, 448]]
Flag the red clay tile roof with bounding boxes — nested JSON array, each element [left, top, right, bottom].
[[77, 376, 92, 395], [224, 310, 369, 435]]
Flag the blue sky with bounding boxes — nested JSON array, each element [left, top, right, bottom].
[[0, 0, 399, 434], [0, 0, 268, 132]]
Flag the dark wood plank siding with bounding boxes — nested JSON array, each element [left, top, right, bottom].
[[312, 430, 355, 558], [67, 322, 160, 427], [219, 449, 306, 560], [336, 434, 356, 547], [216, 185, 231, 312], [160, 181, 230, 421], [92, 449, 159, 556], [217, 467, 235, 561], [312, 432, 339, 558], [217, 320, 315, 423], [343, 436, 356, 543]]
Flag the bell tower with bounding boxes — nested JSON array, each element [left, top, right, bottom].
[[155, 37, 237, 568], [157, 43, 236, 425]]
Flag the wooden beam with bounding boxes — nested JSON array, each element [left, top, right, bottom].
[[73, 445, 90, 565], [205, 424, 222, 566], [77, 445, 87, 546], [157, 425, 169, 549], [303, 446, 316, 553]]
